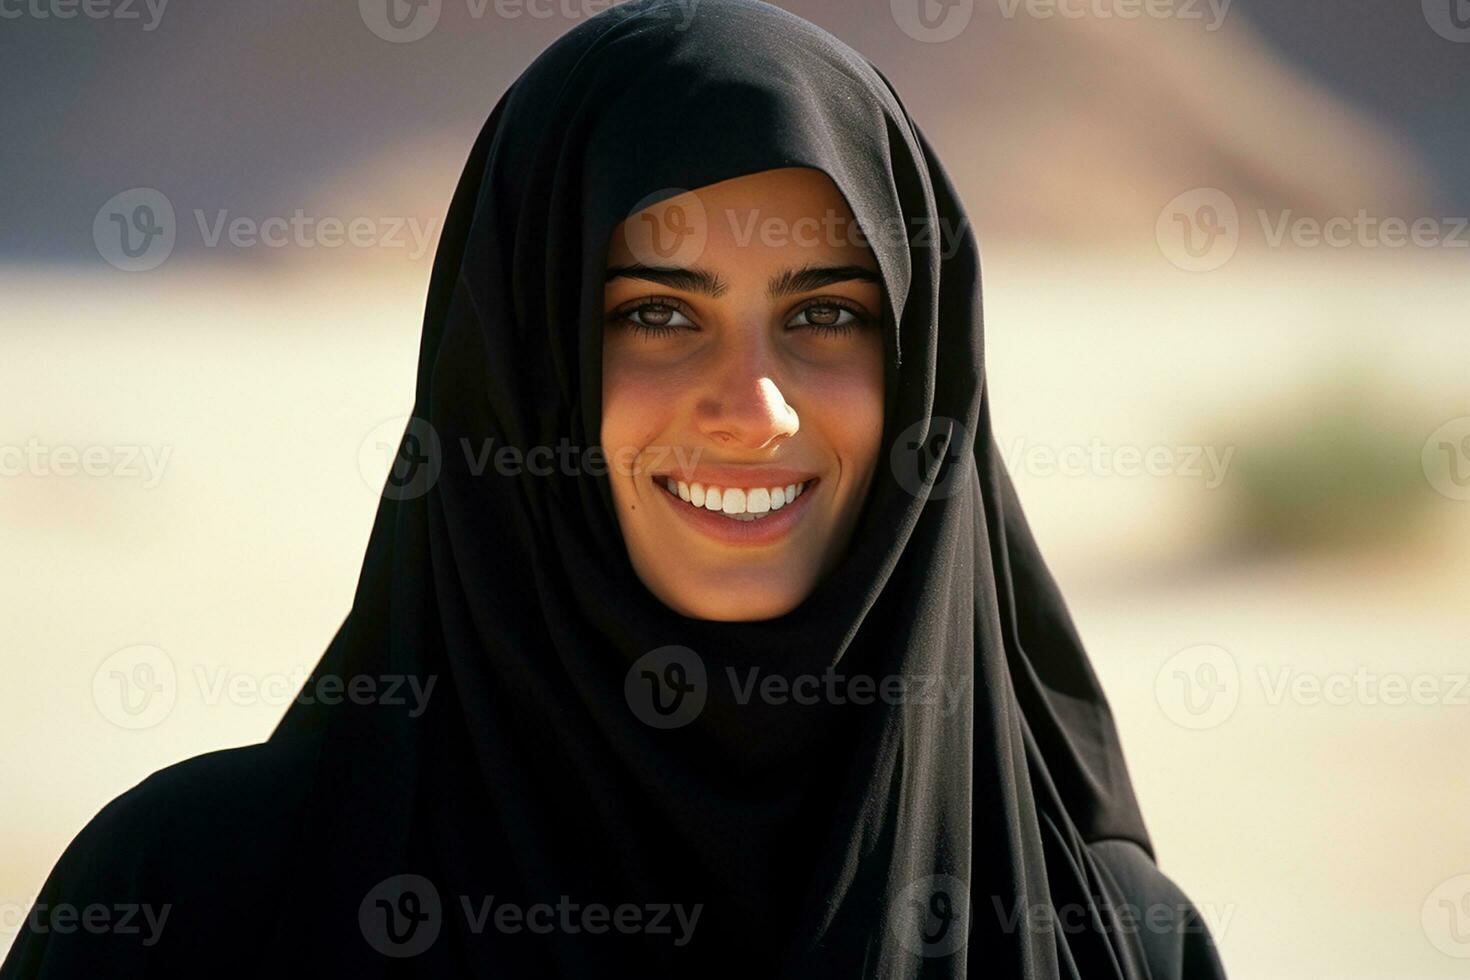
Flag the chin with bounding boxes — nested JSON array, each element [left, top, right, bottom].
[[649, 567, 813, 622]]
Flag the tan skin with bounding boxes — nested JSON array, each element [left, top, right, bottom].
[[601, 167, 885, 621]]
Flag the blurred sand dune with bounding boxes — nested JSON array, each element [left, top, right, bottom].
[[5, 1, 1436, 261]]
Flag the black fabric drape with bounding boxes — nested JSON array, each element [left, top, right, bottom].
[[3, 2, 1226, 977]]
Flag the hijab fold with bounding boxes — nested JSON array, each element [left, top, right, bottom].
[[254, 2, 1226, 976]]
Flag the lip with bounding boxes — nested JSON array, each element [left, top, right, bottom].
[[649, 465, 817, 489], [653, 475, 821, 547]]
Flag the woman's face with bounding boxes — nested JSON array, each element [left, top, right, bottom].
[[601, 167, 885, 621]]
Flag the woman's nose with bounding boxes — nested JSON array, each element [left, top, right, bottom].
[[695, 353, 800, 450]]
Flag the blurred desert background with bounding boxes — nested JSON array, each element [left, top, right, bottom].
[[2, 1, 1468, 975]]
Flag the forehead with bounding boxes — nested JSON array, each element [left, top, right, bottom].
[[605, 167, 879, 274]]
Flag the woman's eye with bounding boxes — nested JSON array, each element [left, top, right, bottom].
[[787, 302, 864, 334], [620, 302, 695, 334]]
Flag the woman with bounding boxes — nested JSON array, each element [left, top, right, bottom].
[[3, 0, 1227, 976]]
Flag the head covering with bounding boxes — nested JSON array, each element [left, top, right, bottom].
[[264, 1, 1226, 976]]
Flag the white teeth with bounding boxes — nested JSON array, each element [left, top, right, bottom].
[[661, 478, 811, 520]]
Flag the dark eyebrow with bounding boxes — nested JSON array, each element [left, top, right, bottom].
[[604, 264, 728, 297], [605, 262, 881, 300], [767, 264, 882, 299]]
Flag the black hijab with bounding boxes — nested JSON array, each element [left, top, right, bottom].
[[4, 1, 1226, 977]]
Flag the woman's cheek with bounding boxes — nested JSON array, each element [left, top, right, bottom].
[[602, 356, 680, 469], [798, 350, 885, 475]]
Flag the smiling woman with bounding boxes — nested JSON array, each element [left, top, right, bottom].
[[602, 168, 886, 621], [2, 1, 1226, 978]]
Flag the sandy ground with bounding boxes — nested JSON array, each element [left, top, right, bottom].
[[2, 250, 1466, 975]]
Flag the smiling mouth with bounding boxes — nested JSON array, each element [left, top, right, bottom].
[[658, 477, 815, 521]]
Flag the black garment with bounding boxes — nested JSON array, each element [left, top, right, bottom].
[[3, 1, 1227, 976]]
